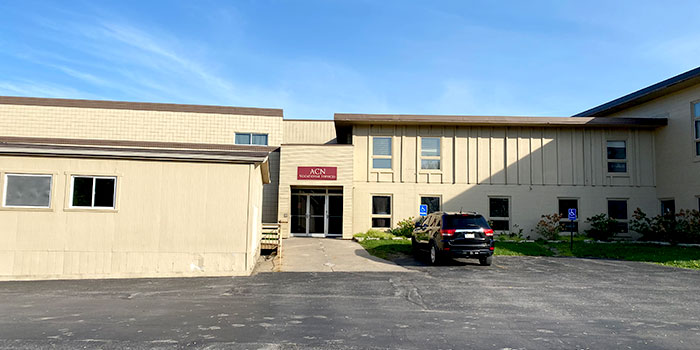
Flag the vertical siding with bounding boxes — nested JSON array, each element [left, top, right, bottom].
[[283, 120, 337, 144], [357, 124, 656, 188]]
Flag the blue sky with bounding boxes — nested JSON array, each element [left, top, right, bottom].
[[0, 1, 699, 119]]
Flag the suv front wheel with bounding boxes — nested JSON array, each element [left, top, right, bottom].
[[429, 242, 441, 265]]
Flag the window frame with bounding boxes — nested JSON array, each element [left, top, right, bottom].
[[371, 194, 393, 229], [607, 198, 629, 234], [419, 136, 442, 171], [692, 101, 700, 159], [606, 140, 628, 174], [488, 196, 510, 232], [660, 198, 675, 216], [2, 173, 54, 209], [420, 195, 442, 215], [371, 136, 393, 170], [235, 132, 269, 146], [557, 197, 579, 233], [68, 175, 118, 210]]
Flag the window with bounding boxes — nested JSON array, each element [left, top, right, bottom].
[[607, 199, 628, 233], [694, 102, 700, 156], [371, 195, 392, 228], [235, 133, 268, 146], [372, 137, 392, 169], [558, 198, 579, 232], [607, 141, 627, 173], [420, 196, 441, 214], [660, 199, 675, 216], [70, 176, 117, 209], [489, 197, 510, 232], [421, 137, 441, 170], [2, 174, 52, 208]]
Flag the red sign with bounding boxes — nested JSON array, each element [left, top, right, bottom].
[[297, 167, 337, 180]]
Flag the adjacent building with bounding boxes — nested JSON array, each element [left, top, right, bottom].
[[1, 67, 699, 280]]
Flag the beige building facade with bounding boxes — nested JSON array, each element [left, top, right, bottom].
[[1, 67, 700, 280]]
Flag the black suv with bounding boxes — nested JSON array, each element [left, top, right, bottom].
[[412, 212, 495, 266]]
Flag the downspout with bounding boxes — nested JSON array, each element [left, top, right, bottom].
[[244, 163, 252, 272]]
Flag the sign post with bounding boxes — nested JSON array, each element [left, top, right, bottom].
[[568, 208, 577, 251], [419, 204, 428, 217]]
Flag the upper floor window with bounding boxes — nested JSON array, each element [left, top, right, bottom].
[[421, 137, 441, 170], [694, 102, 700, 156], [2, 174, 52, 208], [70, 176, 117, 209], [606, 140, 627, 173], [372, 137, 392, 169], [235, 133, 268, 146]]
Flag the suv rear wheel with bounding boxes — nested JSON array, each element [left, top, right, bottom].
[[479, 256, 493, 266]]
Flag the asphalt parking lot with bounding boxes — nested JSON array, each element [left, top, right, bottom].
[[0, 256, 699, 349]]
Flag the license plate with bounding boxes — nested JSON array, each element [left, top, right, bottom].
[[464, 233, 475, 239]]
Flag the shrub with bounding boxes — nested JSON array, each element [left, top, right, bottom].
[[354, 229, 395, 240], [388, 217, 415, 238], [584, 214, 619, 241], [535, 214, 564, 240], [630, 208, 700, 244]]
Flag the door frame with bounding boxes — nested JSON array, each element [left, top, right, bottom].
[[290, 187, 343, 237]]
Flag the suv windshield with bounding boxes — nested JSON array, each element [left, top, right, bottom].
[[442, 215, 489, 229]]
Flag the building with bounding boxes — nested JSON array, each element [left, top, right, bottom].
[[1, 67, 699, 280]]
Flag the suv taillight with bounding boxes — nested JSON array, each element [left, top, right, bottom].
[[440, 229, 456, 237], [483, 228, 494, 237]]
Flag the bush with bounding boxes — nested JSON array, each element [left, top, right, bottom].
[[388, 217, 415, 238], [584, 214, 619, 241], [535, 214, 564, 240], [630, 208, 700, 244], [354, 229, 395, 240]]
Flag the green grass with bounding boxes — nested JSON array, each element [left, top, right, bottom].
[[495, 241, 700, 269], [357, 239, 411, 260], [355, 236, 700, 270], [494, 241, 554, 256]]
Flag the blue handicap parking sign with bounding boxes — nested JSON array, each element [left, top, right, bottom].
[[419, 204, 428, 217], [568, 208, 577, 221]]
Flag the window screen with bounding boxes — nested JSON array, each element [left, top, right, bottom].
[[421, 196, 440, 214], [372, 196, 391, 215], [252, 134, 268, 145], [373, 138, 391, 156], [421, 137, 441, 170], [235, 133, 251, 145], [3, 174, 52, 208], [372, 137, 392, 169]]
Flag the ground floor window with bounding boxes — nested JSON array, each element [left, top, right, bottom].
[[558, 198, 579, 232], [489, 197, 510, 232], [2, 174, 52, 208], [420, 196, 441, 214], [607, 199, 628, 233], [372, 195, 392, 228], [660, 199, 675, 216], [70, 176, 117, 209]]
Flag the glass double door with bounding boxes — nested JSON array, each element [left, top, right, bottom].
[[291, 189, 342, 237]]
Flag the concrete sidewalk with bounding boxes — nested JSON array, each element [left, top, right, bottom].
[[279, 237, 410, 272]]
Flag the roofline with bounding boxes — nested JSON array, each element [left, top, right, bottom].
[[334, 113, 667, 128], [0, 96, 283, 117], [572, 66, 700, 118], [0, 136, 273, 164]]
